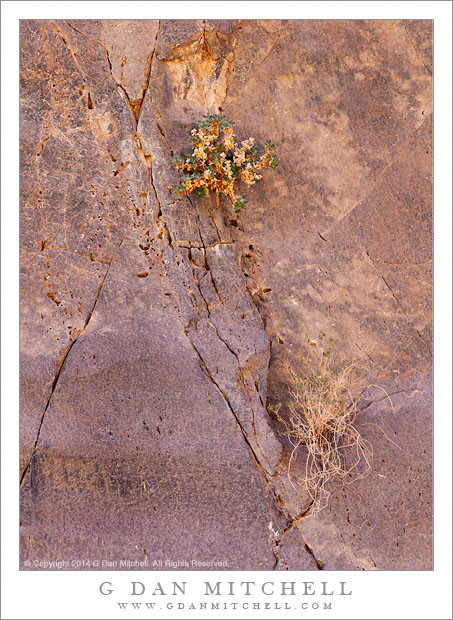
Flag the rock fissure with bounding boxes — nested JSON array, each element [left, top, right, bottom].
[[303, 540, 325, 570], [36, 135, 50, 157], [155, 119, 174, 157], [19, 236, 125, 486], [359, 389, 407, 411], [271, 501, 315, 570], [65, 21, 107, 51], [186, 333, 272, 477], [381, 274, 427, 342], [132, 21, 161, 123], [189, 250, 278, 474], [64, 20, 160, 127], [50, 22, 89, 83], [365, 250, 430, 348], [354, 341, 376, 364]]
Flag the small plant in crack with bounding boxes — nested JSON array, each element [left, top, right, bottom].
[[270, 333, 382, 516], [170, 114, 279, 214]]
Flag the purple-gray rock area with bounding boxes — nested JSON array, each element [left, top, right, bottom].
[[20, 19, 432, 570]]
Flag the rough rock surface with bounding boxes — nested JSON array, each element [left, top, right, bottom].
[[20, 19, 432, 570]]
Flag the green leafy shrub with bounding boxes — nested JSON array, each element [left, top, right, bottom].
[[171, 114, 279, 214]]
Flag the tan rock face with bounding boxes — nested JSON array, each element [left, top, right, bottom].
[[20, 19, 432, 570]]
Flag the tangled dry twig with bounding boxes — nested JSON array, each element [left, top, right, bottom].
[[271, 334, 379, 515]]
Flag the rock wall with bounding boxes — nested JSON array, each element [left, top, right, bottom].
[[20, 19, 432, 570]]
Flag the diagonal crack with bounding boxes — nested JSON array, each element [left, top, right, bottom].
[[303, 540, 325, 570], [359, 389, 407, 411], [187, 334, 262, 468], [50, 21, 89, 83], [20, 236, 125, 486], [322, 114, 431, 238], [403, 23, 431, 75], [271, 501, 314, 569], [186, 205, 276, 471], [187, 324, 311, 569], [364, 250, 430, 349], [354, 340, 375, 364], [226, 23, 285, 105]]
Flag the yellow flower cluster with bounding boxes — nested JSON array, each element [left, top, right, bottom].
[[172, 114, 279, 214]]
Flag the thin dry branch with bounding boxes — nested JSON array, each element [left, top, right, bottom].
[[271, 334, 387, 515]]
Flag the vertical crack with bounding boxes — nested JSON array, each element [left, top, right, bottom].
[[134, 21, 161, 124]]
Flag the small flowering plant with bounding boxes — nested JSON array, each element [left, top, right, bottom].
[[171, 114, 279, 214]]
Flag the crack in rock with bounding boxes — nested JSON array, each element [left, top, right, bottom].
[[20, 237, 124, 486], [63, 20, 161, 127], [303, 540, 325, 570], [271, 501, 315, 570], [364, 250, 430, 348]]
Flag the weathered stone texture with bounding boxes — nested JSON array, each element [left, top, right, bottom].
[[20, 19, 432, 570]]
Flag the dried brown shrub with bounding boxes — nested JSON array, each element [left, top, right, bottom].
[[271, 334, 390, 515]]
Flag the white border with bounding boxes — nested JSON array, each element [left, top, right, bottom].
[[1, 2, 451, 619]]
